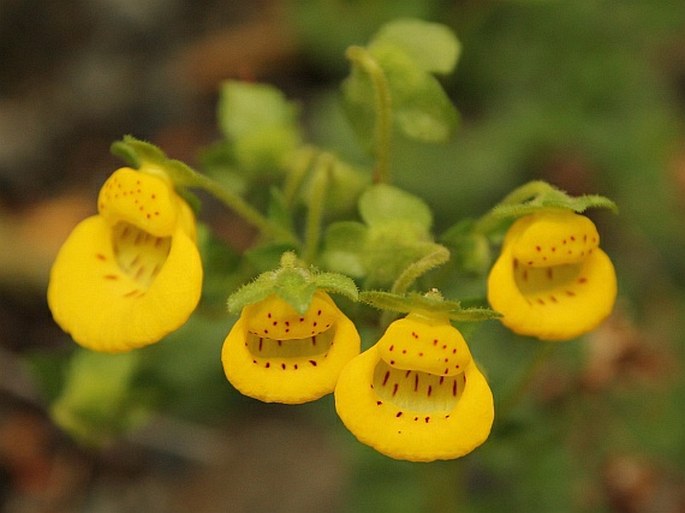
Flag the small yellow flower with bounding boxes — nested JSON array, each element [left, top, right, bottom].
[[222, 291, 361, 404], [334, 311, 494, 462], [487, 209, 616, 340], [48, 166, 203, 352]]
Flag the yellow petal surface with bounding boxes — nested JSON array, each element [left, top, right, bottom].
[[222, 294, 361, 404], [487, 210, 617, 340], [335, 343, 494, 462], [48, 215, 202, 352], [377, 312, 472, 377], [242, 292, 340, 340]]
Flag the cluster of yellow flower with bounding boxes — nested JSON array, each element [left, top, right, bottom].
[[48, 165, 617, 462]]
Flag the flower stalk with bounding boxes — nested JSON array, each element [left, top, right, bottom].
[[189, 169, 298, 244], [346, 45, 393, 184], [302, 153, 333, 264]]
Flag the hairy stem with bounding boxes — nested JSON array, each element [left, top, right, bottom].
[[391, 244, 450, 296], [283, 146, 316, 208], [192, 172, 297, 244], [302, 153, 333, 264], [380, 244, 450, 327], [346, 45, 393, 184]]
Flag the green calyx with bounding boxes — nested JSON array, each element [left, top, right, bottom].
[[227, 251, 359, 315], [360, 289, 500, 323], [111, 135, 199, 188], [474, 180, 618, 235]]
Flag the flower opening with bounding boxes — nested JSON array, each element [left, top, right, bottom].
[[222, 291, 360, 404], [487, 209, 616, 340], [48, 167, 203, 352], [334, 312, 494, 462]]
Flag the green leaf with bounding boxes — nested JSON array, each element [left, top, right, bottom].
[[321, 221, 369, 278], [342, 35, 460, 147], [441, 219, 493, 275], [371, 18, 461, 74], [353, 185, 439, 288], [359, 184, 432, 228], [566, 194, 618, 213], [342, 18, 460, 145], [371, 42, 459, 142], [198, 141, 248, 194], [312, 272, 359, 302], [226, 272, 276, 314], [341, 65, 377, 152], [218, 81, 302, 171], [219, 80, 298, 141], [287, 0, 437, 75], [267, 187, 296, 233], [299, 157, 372, 218]]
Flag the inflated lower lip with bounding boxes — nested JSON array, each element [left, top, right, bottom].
[[371, 358, 465, 415]]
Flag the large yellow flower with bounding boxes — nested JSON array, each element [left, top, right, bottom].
[[335, 311, 494, 462], [48, 166, 203, 352], [222, 291, 360, 404], [487, 209, 616, 340]]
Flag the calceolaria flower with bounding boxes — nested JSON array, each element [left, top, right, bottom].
[[222, 291, 360, 404], [222, 252, 361, 404], [335, 310, 494, 462], [487, 209, 616, 340], [48, 166, 203, 352]]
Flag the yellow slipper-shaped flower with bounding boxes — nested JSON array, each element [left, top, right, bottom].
[[335, 311, 494, 462], [48, 166, 203, 352], [222, 291, 361, 404], [487, 209, 616, 340]]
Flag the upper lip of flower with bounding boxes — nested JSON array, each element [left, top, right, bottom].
[[371, 315, 474, 413], [240, 292, 347, 367]]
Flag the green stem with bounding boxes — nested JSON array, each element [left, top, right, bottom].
[[346, 45, 393, 184], [302, 153, 332, 264], [391, 245, 450, 296], [495, 180, 556, 207], [283, 146, 316, 208], [191, 172, 297, 244], [380, 244, 450, 327], [497, 342, 556, 420]]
